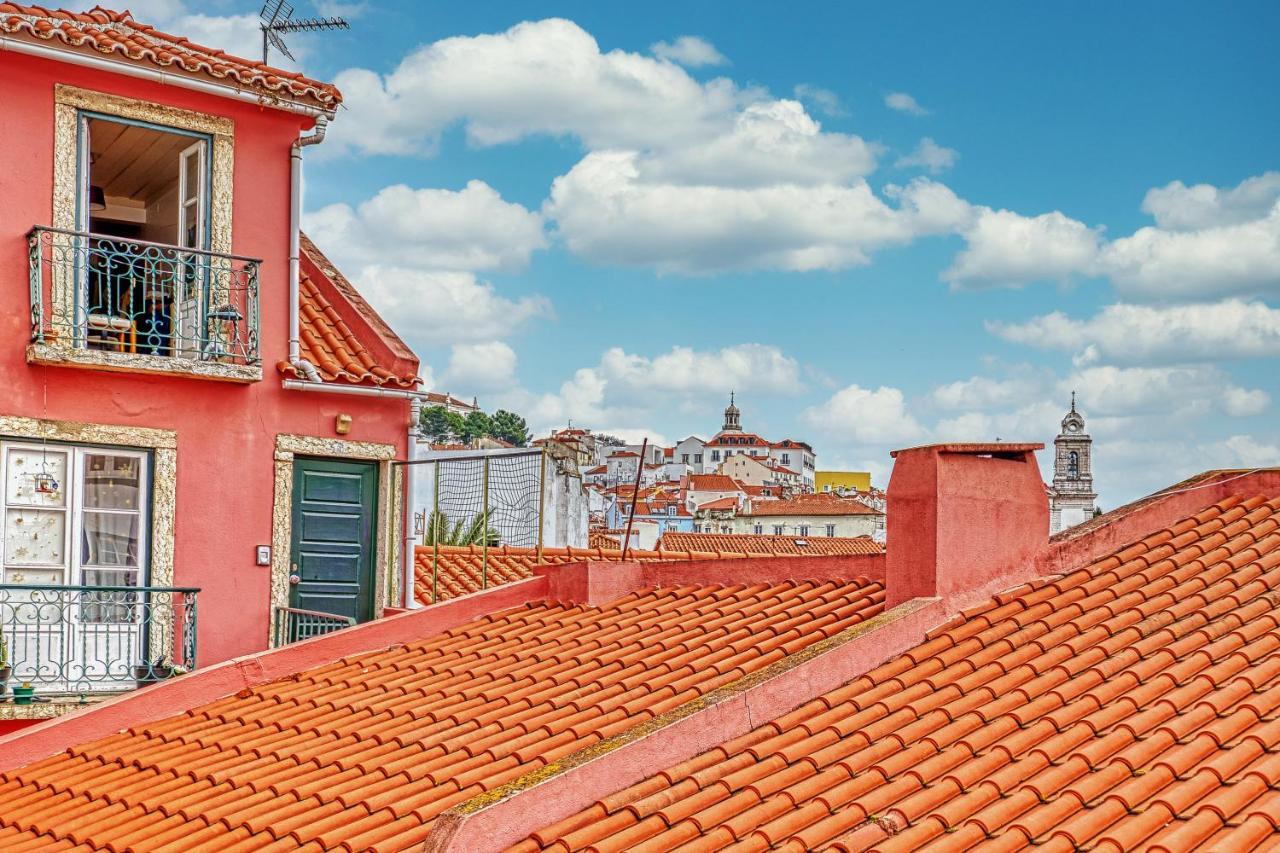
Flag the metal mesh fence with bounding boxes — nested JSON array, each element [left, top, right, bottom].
[[413, 448, 547, 603]]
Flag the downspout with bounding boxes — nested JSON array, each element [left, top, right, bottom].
[[289, 115, 328, 378]]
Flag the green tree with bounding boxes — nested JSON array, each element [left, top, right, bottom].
[[418, 405, 451, 440], [490, 409, 530, 446], [461, 411, 493, 445], [444, 410, 466, 441]]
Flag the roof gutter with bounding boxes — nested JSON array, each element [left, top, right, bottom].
[[0, 35, 335, 118]]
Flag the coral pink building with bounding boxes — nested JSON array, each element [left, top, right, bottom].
[[0, 5, 423, 725]]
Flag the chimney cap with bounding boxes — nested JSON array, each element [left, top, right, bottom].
[[889, 442, 1044, 459]]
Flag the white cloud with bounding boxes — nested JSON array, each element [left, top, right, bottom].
[[502, 343, 801, 437], [597, 344, 802, 395], [931, 375, 1044, 411], [803, 385, 928, 445], [885, 92, 928, 116], [1142, 172, 1280, 231], [989, 299, 1280, 364], [933, 400, 1061, 444], [939, 173, 1280, 298], [442, 342, 518, 391], [329, 19, 744, 156], [1213, 435, 1280, 466], [943, 207, 1104, 288], [635, 100, 879, 188], [1098, 203, 1280, 300], [306, 181, 546, 273], [793, 84, 846, 117], [1221, 387, 1270, 417], [351, 267, 551, 347], [650, 35, 727, 67], [895, 138, 958, 174], [548, 156, 957, 274], [1064, 365, 1267, 418]]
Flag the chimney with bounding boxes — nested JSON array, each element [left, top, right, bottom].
[[885, 443, 1048, 608]]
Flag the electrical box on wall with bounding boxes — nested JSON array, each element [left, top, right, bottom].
[[256, 545, 271, 566]]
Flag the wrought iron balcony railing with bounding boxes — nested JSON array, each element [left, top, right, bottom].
[[28, 226, 261, 367], [273, 606, 354, 646], [0, 584, 198, 696]]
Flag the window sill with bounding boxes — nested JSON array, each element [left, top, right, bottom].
[[27, 343, 262, 383]]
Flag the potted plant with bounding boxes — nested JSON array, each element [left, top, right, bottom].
[[0, 633, 10, 700], [132, 658, 187, 687], [12, 682, 34, 705]]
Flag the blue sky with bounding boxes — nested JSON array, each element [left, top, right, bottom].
[[156, 1, 1280, 505]]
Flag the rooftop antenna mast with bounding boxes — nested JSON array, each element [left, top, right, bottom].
[[260, 1, 349, 65]]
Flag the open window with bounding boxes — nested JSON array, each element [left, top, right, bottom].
[[78, 114, 212, 359]]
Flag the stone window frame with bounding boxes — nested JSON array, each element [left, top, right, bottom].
[[35, 85, 260, 382], [269, 434, 402, 646], [0, 414, 177, 588]]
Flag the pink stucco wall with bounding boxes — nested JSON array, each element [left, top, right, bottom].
[[885, 443, 1048, 607], [0, 50, 411, 667]]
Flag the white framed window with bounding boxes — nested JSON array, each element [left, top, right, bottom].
[[798, 525, 810, 537], [826, 524, 836, 537], [1, 442, 149, 587], [753, 524, 763, 535], [773, 525, 784, 535]]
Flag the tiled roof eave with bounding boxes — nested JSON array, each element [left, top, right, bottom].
[[0, 6, 341, 110]]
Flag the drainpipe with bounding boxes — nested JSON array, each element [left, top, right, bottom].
[[404, 396, 422, 609], [289, 115, 328, 377]]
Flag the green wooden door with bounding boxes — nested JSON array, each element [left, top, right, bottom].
[[289, 458, 379, 623]]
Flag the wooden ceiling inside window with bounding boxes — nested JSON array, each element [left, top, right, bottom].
[[88, 119, 192, 204]]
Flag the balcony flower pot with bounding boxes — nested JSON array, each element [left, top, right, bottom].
[[13, 683, 35, 705], [132, 662, 186, 687]]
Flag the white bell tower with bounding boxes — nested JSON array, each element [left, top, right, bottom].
[[1050, 392, 1097, 533]]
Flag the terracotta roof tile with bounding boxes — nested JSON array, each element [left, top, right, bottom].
[[0, 576, 885, 850], [659, 532, 884, 556], [588, 532, 621, 549], [519, 494, 1280, 852], [688, 474, 741, 492], [745, 493, 883, 517], [413, 539, 873, 605], [0, 4, 341, 109], [277, 234, 420, 387]]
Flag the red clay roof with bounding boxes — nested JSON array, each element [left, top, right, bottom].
[[659, 532, 885, 556], [588, 531, 621, 549], [414, 541, 865, 604], [0, 577, 884, 851], [518, 494, 1280, 852], [696, 496, 739, 511], [745, 493, 883, 517], [688, 474, 741, 492], [277, 234, 420, 388], [0, 4, 341, 110]]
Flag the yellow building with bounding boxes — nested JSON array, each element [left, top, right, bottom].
[[815, 471, 871, 493]]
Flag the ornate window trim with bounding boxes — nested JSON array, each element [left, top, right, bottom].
[[40, 86, 254, 381], [52, 84, 234, 250], [269, 434, 401, 646], [0, 414, 177, 589]]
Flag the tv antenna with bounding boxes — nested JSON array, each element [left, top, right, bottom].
[[260, 1, 349, 64]]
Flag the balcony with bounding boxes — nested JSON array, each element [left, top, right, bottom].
[[0, 584, 197, 715], [28, 226, 262, 382]]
